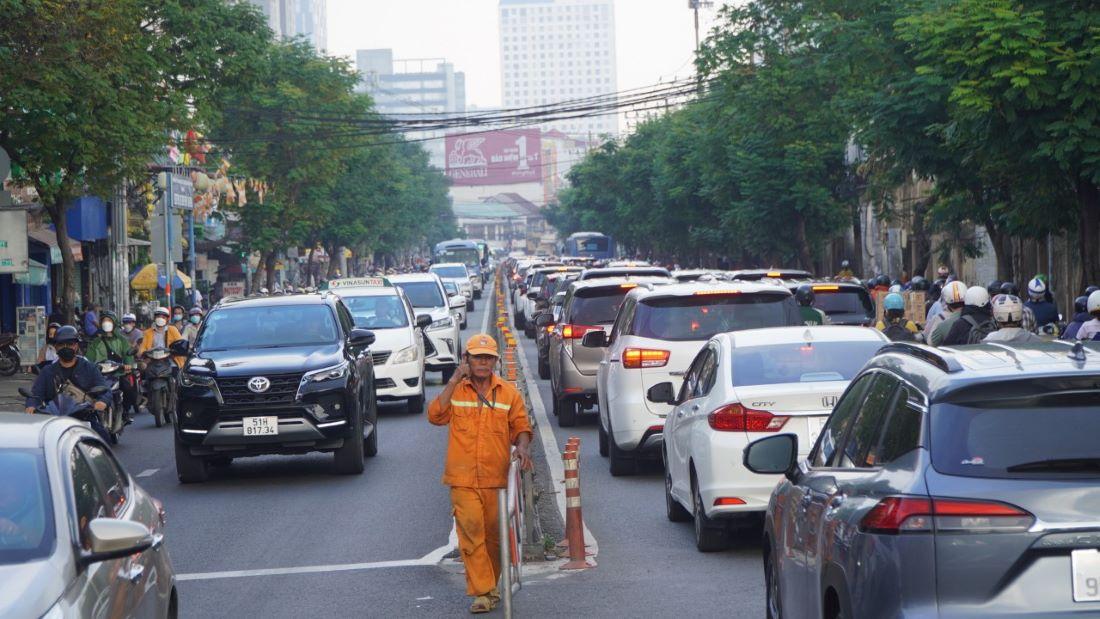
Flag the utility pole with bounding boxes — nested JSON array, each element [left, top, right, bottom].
[[688, 0, 713, 51]]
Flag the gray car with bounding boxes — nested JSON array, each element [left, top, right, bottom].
[[744, 341, 1100, 619], [0, 413, 177, 618]]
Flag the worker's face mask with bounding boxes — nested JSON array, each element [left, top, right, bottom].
[[173, 313, 184, 323], [189, 315, 200, 324], [100, 321, 114, 333], [57, 346, 77, 362], [122, 324, 134, 333], [155, 317, 168, 328]]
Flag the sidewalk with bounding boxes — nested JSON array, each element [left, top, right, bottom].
[[0, 371, 35, 412]]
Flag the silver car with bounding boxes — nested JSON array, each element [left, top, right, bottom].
[[0, 413, 177, 618], [744, 341, 1100, 619]]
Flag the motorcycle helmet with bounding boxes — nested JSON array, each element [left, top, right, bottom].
[[986, 280, 1003, 297], [883, 292, 905, 312], [1027, 277, 1046, 300], [794, 284, 815, 307], [942, 281, 968, 306], [964, 286, 990, 308], [53, 325, 80, 344], [1000, 282, 1020, 296], [909, 276, 928, 291], [121, 313, 136, 324], [1085, 285, 1099, 297], [992, 295, 1024, 324], [1089, 290, 1100, 316], [1074, 296, 1089, 315]]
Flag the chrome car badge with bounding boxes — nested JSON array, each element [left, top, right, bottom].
[[247, 376, 271, 393]]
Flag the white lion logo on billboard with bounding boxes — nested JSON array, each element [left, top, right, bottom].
[[447, 137, 487, 169]]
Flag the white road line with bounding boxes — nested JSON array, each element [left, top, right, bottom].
[[480, 284, 493, 334], [509, 292, 600, 558], [177, 559, 429, 581], [136, 468, 158, 478]]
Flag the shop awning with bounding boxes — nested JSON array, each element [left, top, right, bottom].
[[27, 226, 82, 262], [13, 259, 48, 286], [130, 263, 193, 291]]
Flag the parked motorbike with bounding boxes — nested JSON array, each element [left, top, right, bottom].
[[142, 347, 176, 428], [18, 383, 112, 443], [96, 359, 127, 443], [0, 333, 20, 377]]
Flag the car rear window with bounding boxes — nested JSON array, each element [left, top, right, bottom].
[[731, 340, 884, 386], [813, 289, 874, 316], [931, 391, 1100, 479], [568, 287, 630, 325], [393, 281, 445, 308], [631, 292, 799, 341], [582, 269, 670, 280], [431, 266, 467, 279], [0, 449, 55, 565]]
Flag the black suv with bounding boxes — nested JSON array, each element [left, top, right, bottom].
[[173, 293, 378, 483]]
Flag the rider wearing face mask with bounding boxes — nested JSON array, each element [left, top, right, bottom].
[[182, 307, 203, 344], [139, 307, 185, 367], [121, 313, 143, 348], [86, 311, 138, 422], [24, 326, 111, 415], [171, 305, 187, 327]]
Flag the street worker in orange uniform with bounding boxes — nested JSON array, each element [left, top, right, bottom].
[[428, 333, 533, 614]]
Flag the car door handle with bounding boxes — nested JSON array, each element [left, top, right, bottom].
[[121, 562, 145, 584], [690, 404, 699, 412], [609, 358, 620, 363], [670, 371, 686, 377], [676, 409, 686, 418]]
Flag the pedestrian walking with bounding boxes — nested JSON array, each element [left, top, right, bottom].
[[428, 333, 533, 614]]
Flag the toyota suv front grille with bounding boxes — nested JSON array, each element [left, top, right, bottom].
[[216, 373, 303, 407]]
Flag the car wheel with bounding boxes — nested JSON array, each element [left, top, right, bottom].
[[551, 393, 560, 416], [363, 412, 379, 458], [524, 322, 536, 339], [467, 299, 475, 312], [692, 475, 730, 552], [607, 422, 635, 476], [174, 434, 209, 483], [665, 462, 691, 522], [474, 289, 482, 299], [406, 392, 425, 414], [557, 397, 577, 427], [440, 365, 455, 383], [151, 390, 165, 428], [538, 355, 550, 380], [765, 541, 782, 619], [515, 313, 526, 330], [209, 456, 233, 468], [598, 422, 609, 457], [461, 318, 468, 330], [334, 412, 366, 474]]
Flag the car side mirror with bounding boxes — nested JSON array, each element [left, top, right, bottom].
[[526, 291, 539, 300], [581, 330, 608, 348], [169, 339, 190, 356], [449, 296, 466, 309], [743, 434, 799, 479], [348, 328, 376, 348], [646, 381, 675, 404], [416, 314, 433, 329], [81, 518, 154, 566], [535, 314, 555, 328]]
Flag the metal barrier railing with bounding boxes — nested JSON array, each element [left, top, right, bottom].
[[499, 452, 523, 617]]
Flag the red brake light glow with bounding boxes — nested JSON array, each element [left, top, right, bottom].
[[813, 285, 839, 292], [708, 403, 788, 432], [560, 324, 597, 339], [622, 348, 670, 369], [859, 497, 1033, 535], [714, 497, 746, 506]]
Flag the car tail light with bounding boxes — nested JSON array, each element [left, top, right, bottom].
[[714, 497, 746, 506], [622, 347, 670, 368], [560, 324, 598, 339], [707, 403, 788, 432], [859, 497, 1034, 534]]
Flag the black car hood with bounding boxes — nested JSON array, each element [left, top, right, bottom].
[[194, 344, 343, 377]]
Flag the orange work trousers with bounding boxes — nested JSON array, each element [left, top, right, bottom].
[[451, 487, 501, 596]]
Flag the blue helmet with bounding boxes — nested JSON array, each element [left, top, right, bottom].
[[884, 292, 905, 312]]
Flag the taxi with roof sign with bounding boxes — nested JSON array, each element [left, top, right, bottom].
[[328, 277, 428, 413], [389, 273, 463, 382], [583, 280, 803, 476]]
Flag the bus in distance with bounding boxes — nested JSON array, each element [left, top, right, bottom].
[[562, 232, 615, 260]]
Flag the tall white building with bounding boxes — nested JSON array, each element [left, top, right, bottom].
[[247, 0, 327, 51], [499, 0, 618, 138]]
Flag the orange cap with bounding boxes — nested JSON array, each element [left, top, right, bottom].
[[465, 333, 500, 357]]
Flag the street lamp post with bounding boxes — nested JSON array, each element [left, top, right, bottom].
[[688, 0, 713, 51]]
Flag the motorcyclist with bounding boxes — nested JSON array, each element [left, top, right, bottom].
[[139, 307, 185, 368], [85, 311, 137, 424], [35, 322, 61, 367], [795, 284, 827, 325], [182, 307, 203, 344], [1061, 296, 1090, 340], [1024, 276, 1059, 328], [121, 313, 143, 349], [986, 280, 1003, 300], [875, 293, 918, 341], [941, 286, 996, 345], [1076, 291, 1100, 341], [928, 281, 967, 346], [23, 325, 111, 419], [985, 295, 1043, 344], [1001, 282, 1036, 333], [170, 305, 187, 328], [836, 260, 854, 279]]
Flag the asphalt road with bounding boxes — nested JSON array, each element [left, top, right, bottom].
[[96, 285, 766, 617]]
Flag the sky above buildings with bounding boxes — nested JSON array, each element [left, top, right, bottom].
[[326, 0, 721, 109]]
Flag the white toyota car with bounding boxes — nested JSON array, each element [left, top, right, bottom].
[[429, 263, 475, 312], [330, 277, 429, 413], [390, 273, 464, 382], [651, 325, 888, 551], [585, 281, 802, 476]]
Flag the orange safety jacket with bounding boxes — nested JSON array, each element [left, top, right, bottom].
[[428, 374, 533, 489]]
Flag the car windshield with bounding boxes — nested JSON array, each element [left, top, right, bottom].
[[568, 288, 632, 325], [632, 293, 799, 341], [0, 449, 55, 565], [342, 294, 408, 329], [394, 281, 445, 308], [442, 281, 458, 295], [931, 391, 1100, 479], [438, 249, 479, 268], [197, 304, 339, 350], [432, 266, 467, 278], [731, 341, 883, 386], [812, 289, 874, 316]]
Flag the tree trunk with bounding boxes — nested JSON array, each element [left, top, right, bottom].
[[264, 252, 277, 291], [794, 211, 813, 271], [910, 201, 932, 279], [306, 246, 316, 286], [851, 203, 864, 276], [326, 244, 339, 278], [48, 199, 78, 323], [1078, 178, 1100, 289], [984, 217, 1014, 283]]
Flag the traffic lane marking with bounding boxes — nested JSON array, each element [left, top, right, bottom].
[[136, 468, 159, 478]]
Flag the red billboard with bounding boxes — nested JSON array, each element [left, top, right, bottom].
[[445, 129, 542, 186]]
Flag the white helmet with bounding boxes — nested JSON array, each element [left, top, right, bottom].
[[1089, 290, 1100, 314], [888, 284, 903, 293], [942, 280, 968, 305], [964, 286, 990, 307], [992, 294, 1024, 324], [1027, 277, 1046, 299], [153, 306, 170, 317]]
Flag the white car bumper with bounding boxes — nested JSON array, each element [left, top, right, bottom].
[[425, 327, 459, 369], [695, 431, 807, 518], [374, 359, 423, 399], [609, 388, 665, 452]]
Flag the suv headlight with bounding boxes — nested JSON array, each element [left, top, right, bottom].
[[429, 316, 454, 330], [392, 345, 418, 364], [304, 362, 349, 383], [180, 371, 215, 387]]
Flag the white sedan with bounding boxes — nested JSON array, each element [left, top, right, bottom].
[[651, 325, 888, 552]]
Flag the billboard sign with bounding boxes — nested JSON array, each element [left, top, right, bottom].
[[0, 211, 28, 273], [446, 129, 541, 186]]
